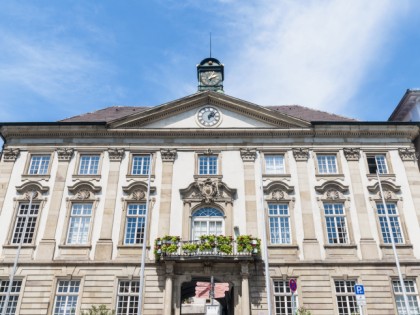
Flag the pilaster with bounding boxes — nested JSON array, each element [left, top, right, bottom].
[[164, 261, 175, 315], [158, 149, 177, 235], [240, 148, 258, 236], [293, 148, 321, 260], [343, 148, 379, 259], [0, 148, 20, 215], [95, 148, 124, 260], [36, 148, 73, 260], [241, 262, 250, 315]]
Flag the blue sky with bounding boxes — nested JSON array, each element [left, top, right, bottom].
[[0, 1, 419, 123]]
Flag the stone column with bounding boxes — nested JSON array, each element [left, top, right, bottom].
[[37, 148, 73, 260], [164, 262, 175, 315], [240, 148, 258, 236], [0, 149, 20, 215], [241, 263, 250, 315], [158, 149, 177, 235], [398, 148, 420, 225], [95, 148, 124, 260], [293, 148, 321, 260], [344, 148, 379, 259]]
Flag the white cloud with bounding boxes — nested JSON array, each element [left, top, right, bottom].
[[218, 0, 408, 113]]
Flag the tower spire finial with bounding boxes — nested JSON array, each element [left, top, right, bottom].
[[209, 32, 212, 58]]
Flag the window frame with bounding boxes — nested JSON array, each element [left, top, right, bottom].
[[78, 154, 101, 175], [272, 279, 298, 315], [123, 203, 147, 245], [316, 154, 338, 174], [116, 279, 140, 315], [392, 278, 420, 315], [24, 152, 53, 176], [264, 154, 286, 175], [0, 279, 23, 315], [191, 207, 225, 240], [127, 153, 155, 177], [268, 203, 292, 245], [333, 279, 359, 315], [66, 203, 94, 245], [52, 279, 81, 315], [364, 151, 393, 176], [195, 151, 222, 176], [323, 203, 350, 245], [376, 202, 405, 245], [73, 151, 103, 178]]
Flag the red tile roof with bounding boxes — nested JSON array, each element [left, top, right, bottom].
[[60, 104, 355, 123]]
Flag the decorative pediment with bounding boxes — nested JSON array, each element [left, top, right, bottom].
[[315, 180, 349, 201], [180, 177, 236, 204], [122, 182, 156, 200], [16, 181, 49, 199], [367, 180, 401, 194], [264, 181, 294, 201], [68, 181, 101, 199], [108, 91, 311, 129]]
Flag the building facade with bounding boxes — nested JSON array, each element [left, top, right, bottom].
[[1, 59, 420, 315]]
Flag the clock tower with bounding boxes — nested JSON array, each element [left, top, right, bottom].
[[197, 57, 224, 92]]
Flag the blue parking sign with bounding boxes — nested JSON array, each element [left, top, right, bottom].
[[354, 284, 364, 295]]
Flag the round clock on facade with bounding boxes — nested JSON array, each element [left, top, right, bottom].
[[197, 106, 222, 127], [200, 71, 222, 86]]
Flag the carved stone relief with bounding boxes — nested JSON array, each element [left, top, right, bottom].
[[75, 189, 91, 200], [398, 148, 417, 161], [240, 148, 257, 162], [160, 149, 177, 162], [108, 148, 125, 161], [343, 148, 360, 161], [292, 148, 309, 161], [57, 148, 74, 161], [263, 181, 294, 201], [180, 177, 236, 204], [2, 148, 20, 162], [16, 182, 49, 199]]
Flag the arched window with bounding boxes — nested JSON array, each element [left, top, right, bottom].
[[191, 207, 224, 240]]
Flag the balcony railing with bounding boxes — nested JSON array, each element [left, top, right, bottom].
[[154, 235, 261, 261]]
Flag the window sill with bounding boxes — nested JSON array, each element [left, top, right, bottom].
[[380, 243, 412, 249], [21, 174, 50, 180], [193, 175, 223, 179], [3, 244, 36, 249], [58, 244, 92, 249], [324, 244, 357, 249], [267, 244, 298, 249], [126, 174, 155, 179], [117, 245, 151, 249], [262, 174, 291, 179], [367, 173, 395, 179], [315, 173, 345, 179], [72, 174, 101, 180]]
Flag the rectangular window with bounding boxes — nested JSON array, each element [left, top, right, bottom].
[[317, 155, 337, 174], [367, 154, 388, 174], [273, 280, 297, 315], [78, 155, 100, 175], [377, 203, 404, 244], [393, 279, 420, 315], [53, 280, 80, 315], [131, 155, 150, 175], [324, 203, 348, 244], [67, 203, 92, 244], [265, 155, 285, 175], [12, 203, 40, 244], [268, 204, 291, 244], [124, 204, 146, 244], [0, 280, 22, 315], [28, 155, 50, 175], [116, 280, 139, 315], [335, 280, 358, 315], [198, 156, 217, 175]]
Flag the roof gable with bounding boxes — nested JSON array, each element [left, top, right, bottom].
[[108, 91, 311, 129]]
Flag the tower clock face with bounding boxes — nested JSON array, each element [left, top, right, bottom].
[[197, 106, 222, 127], [200, 71, 222, 86]]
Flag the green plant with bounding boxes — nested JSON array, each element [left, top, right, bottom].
[[216, 235, 233, 254], [154, 238, 162, 261], [296, 307, 312, 315], [162, 235, 180, 244], [217, 243, 233, 254], [154, 236, 181, 260], [199, 234, 217, 251], [237, 235, 261, 254], [162, 243, 178, 254], [182, 242, 199, 253], [81, 304, 115, 315]]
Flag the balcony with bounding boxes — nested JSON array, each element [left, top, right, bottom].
[[154, 235, 261, 262]]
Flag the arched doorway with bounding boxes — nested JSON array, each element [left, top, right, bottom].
[[180, 277, 234, 315]]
